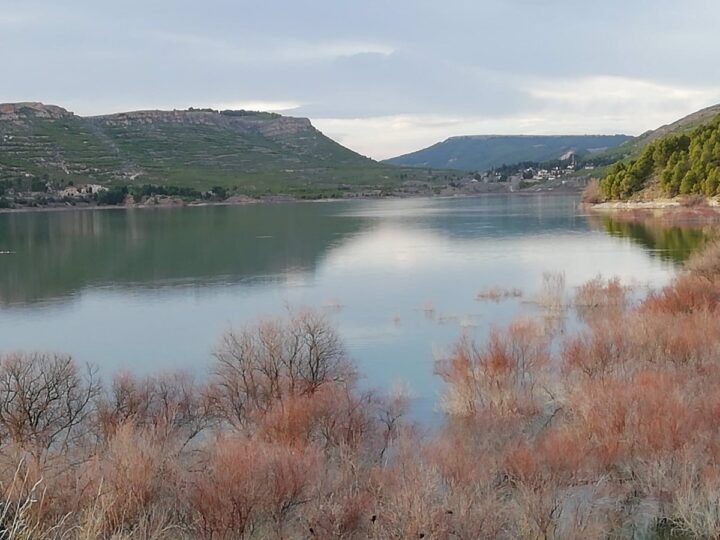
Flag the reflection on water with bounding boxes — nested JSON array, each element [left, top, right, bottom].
[[588, 213, 712, 264], [0, 196, 710, 422], [0, 205, 366, 304]]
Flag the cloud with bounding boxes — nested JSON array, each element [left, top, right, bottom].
[[275, 42, 395, 62], [527, 76, 719, 110], [0, 13, 32, 25], [315, 75, 720, 159], [150, 31, 394, 64], [2, 0, 720, 158]]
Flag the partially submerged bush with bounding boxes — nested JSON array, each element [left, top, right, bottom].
[[435, 319, 551, 417], [539, 271, 566, 313], [581, 178, 603, 204], [574, 275, 628, 322], [476, 286, 523, 302]]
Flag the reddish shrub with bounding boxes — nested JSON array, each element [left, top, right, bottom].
[[95, 371, 208, 447], [642, 275, 720, 314], [436, 319, 550, 417], [562, 316, 634, 380], [574, 275, 628, 323], [686, 239, 720, 280], [188, 437, 319, 538]]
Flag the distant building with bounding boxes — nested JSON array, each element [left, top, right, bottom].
[[60, 186, 80, 198], [60, 184, 108, 197], [81, 184, 108, 194]]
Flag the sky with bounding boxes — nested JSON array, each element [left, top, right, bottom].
[[1, 0, 720, 160]]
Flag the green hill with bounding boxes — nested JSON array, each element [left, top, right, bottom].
[[588, 104, 720, 168], [600, 111, 720, 200], [383, 134, 632, 171], [0, 102, 438, 199]]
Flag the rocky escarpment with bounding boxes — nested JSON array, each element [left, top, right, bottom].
[[0, 102, 74, 122]]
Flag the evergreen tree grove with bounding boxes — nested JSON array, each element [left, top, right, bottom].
[[601, 115, 720, 200]]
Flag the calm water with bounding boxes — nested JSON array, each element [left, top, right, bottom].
[[0, 195, 703, 420]]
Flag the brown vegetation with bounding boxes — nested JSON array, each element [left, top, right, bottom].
[[5, 240, 720, 537], [476, 286, 523, 302], [581, 178, 604, 204]]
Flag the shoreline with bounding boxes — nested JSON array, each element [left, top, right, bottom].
[[588, 197, 720, 212], [584, 197, 720, 225], [0, 188, 582, 215]]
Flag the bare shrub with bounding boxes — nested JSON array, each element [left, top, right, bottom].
[[435, 319, 551, 417], [642, 274, 720, 314], [581, 179, 603, 204], [303, 456, 377, 538], [670, 458, 720, 538], [371, 447, 455, 539], [87, 422, 177, 535], [426, 434, 508, 538], [258, 385, 406, 462], [208, 311, 355, 430], [566, 371, 702, 469], [539, 271, 566, 313], [95, 371, 209, 448], [188, 437, 320, 538], [574, 275, 628, 322], [686, 239, 720, 280], [0, 353, 99, 453], [562, 316, 633, 380]]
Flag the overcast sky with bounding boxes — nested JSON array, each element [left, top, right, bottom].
[[2, 0, 720, 159]]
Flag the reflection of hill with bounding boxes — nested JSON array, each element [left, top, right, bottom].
[[587, 214, 713, 264], [0, 205, 365, 305], [1, 195, 711, 306]]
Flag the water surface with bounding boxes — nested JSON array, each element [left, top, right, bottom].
[[0, 196, 696, 419]]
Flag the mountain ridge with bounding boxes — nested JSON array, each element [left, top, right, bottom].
[[384, 134, 633, 172], [0, 102, 396, 197]]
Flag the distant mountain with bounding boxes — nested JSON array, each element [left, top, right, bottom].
[[384, 135, 633, 171], [0, 102, 410, 196]]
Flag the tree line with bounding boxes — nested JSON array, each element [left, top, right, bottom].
[[602, 115, 720, 200]]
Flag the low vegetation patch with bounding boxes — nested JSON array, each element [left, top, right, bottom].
[[5, 240, 720, 537]]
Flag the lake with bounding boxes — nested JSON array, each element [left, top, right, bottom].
[[0, 195, 704, 421]]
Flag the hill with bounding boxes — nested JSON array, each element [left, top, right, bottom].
[[599, 111, 720, 200], [587, 103, 720, 167], [384, 135, 632, 171], [0, 102, 441, 199]]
